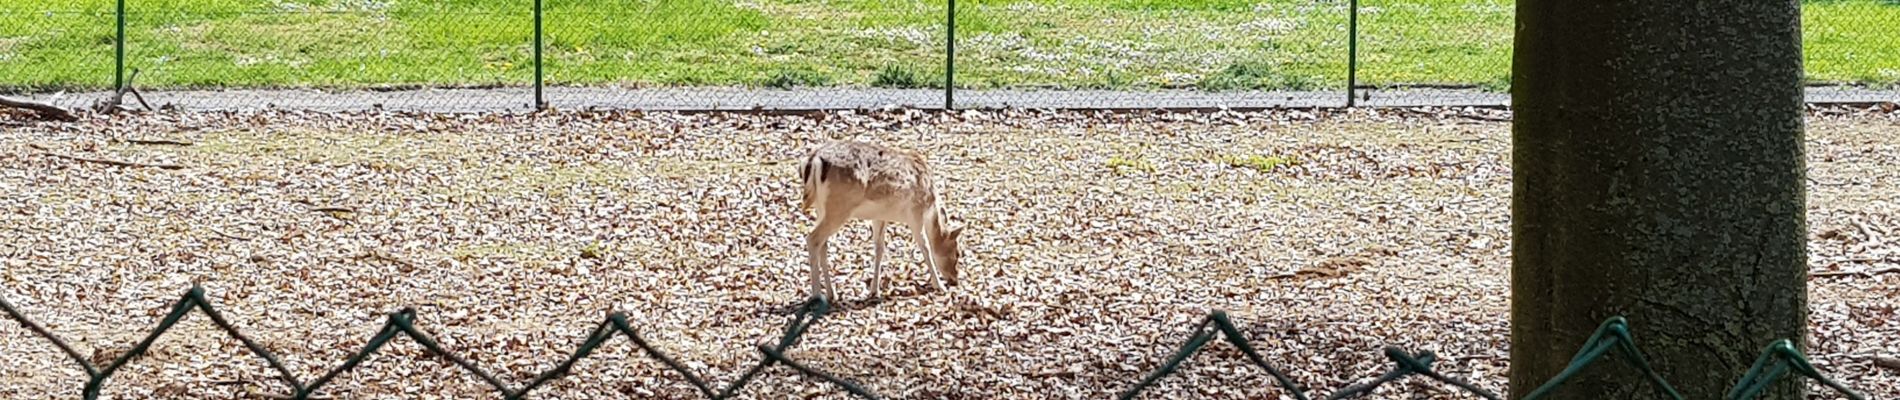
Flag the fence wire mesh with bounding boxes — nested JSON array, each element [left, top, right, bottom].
[[3, 1, 1896, 112], [2, 286, 875, 400], [1, 286, 1870, 399]]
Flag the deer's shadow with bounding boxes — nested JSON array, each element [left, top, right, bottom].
[[759, 285, 939, 316]]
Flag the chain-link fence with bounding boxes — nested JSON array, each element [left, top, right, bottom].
[[0, 285, 1871, 399], [1, 1, 1897, 112]]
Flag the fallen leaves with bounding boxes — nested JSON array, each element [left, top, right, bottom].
[[0, 107, 1894, 399]]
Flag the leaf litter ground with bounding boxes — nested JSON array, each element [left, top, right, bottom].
[[0, 107, 1895, 399]]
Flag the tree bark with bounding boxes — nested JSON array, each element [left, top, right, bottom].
[[1510, 0, 1806, 399]]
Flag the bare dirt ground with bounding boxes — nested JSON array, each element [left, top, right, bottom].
[[1, 107, 1896, 399]]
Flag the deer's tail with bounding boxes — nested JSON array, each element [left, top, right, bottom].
[[799, 152, 825, 211]]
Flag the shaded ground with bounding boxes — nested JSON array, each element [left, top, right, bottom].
[[0, 108, 1896, 399]]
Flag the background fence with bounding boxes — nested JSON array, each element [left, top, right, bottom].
[[0, 286, 1871, 399], [0, 0, 1897, 111]]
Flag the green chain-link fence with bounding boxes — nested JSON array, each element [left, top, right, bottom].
[[1, 286, 873, 400], [1, 285, 1870, 399], [2, 1, 1895, 111], [1119, 314, 1866, 400]]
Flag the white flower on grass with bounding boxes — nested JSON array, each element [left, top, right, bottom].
[[1239, 19, 1296, 35], [852, 27, 933, 48], [1003, 2, 1042, 12]]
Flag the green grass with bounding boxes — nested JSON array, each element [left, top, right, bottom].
[[1106, 154, 1156, 174], [1804, 0, 1900, 85], [764, 66, 833, 88], [1218, 154, 1298, 173], [872, 63, 927, 88], [1197, 62, 1320, 91], [1, 0, 1895, 91]]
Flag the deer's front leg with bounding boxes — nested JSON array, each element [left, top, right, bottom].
[[911, 229, 948, 293]]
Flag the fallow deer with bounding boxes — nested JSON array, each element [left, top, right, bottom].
[[798, 140, 963, 301]]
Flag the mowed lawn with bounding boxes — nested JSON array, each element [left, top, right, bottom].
[[0, 0, 1896, 91]]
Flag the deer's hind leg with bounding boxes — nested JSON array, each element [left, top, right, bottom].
[[805, 209, 851, 301], [869, 221, 889, 298]]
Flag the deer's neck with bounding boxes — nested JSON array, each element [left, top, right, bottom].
[[920, 205, 948, 244]]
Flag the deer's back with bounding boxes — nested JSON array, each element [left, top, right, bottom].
[[805, 141, 937, 209]]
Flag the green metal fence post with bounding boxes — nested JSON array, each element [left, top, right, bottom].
[[1346, 0, 1359, 107], [946, 0, 956, 110], [115, 0, 126, 92], [534, 0, 546, 110]]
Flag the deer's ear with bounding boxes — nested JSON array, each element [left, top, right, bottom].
[[948, 227, 965, 240]]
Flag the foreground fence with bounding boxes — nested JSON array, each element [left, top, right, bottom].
[[2, 1, 1897, 111], [0, 285, 1871, 399]]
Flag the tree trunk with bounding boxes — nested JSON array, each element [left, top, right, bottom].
[[1509, 0, 1806, 399]]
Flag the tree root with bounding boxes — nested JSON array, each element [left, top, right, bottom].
[[28, 144, 185, 170], [0, 95, 79, 121]]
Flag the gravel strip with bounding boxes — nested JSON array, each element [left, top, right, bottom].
[[14, 87, 1898, 113]]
